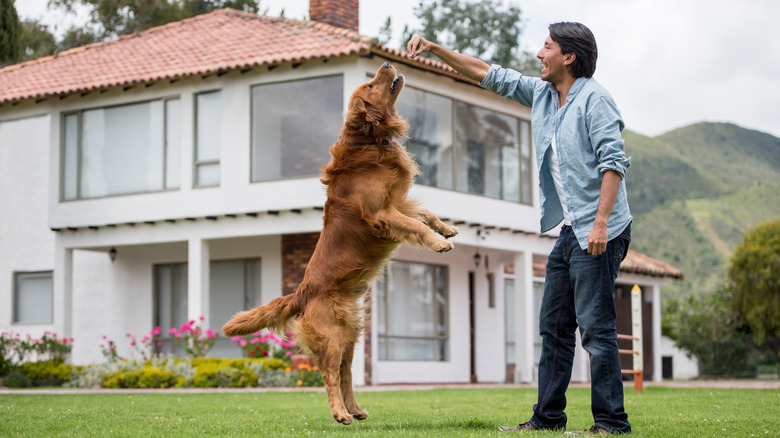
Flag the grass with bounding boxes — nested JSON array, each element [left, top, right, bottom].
[[1, 386, 778, 437]]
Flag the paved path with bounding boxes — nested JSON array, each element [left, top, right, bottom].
[[1, 380, 777, 395]]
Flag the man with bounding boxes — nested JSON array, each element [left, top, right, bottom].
[[408, 22, 632, 435]]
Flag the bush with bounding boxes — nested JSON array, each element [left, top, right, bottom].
[[19, 360, 72, 386], [3, 371, 31, 388]]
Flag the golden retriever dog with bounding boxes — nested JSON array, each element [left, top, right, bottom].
[[222, 63, 458, 424]]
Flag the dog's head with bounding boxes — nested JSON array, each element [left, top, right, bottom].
[[345, 63, 409, 140]]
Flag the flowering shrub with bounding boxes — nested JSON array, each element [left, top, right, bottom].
[[291, 363, 324, 387], [1, 331, 73, 373], [126, 326, 163, 360], [230, 330, 297, 360], [167, 317, 218, 359], [99, 336, 121, 362]]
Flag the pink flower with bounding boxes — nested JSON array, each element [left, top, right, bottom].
[[109, 345, 115, 350], [168, 328, 177, 335], [199, 316, 205, 321], [156, 341, 162, 346], [175, 333, 182, 338], [240, 340, 247, 347], [286, 351, 292, 356], [231, 336, 241, 342], [102, 335, 107, 340], [251, 337, 260, 345], [151, 326, 161, 335]]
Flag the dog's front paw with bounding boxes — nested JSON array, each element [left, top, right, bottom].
[[431, 240, 454, 253], [441, 226, 459, 238]]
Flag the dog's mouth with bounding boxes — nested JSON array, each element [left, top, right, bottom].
[[390, 75, 403, 95]]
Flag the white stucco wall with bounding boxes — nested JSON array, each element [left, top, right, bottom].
[[0, 114, 57, 338]]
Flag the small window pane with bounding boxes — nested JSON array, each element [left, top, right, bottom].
[[196, 92, 222, 162], [14, 272, 53, 324], [251, 76, 343, 181], [63, 114, 79, 200], [165, 99, 181, 189], [196, 163, 220, 187]]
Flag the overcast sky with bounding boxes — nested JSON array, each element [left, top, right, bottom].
[[16, 0, 780, 139]]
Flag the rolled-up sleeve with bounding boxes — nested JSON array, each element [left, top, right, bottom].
[[589, 96, 630, 178], [479, 65, 538, 108]]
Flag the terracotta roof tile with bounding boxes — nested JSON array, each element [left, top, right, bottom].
[[0, 9, 383, 105], [504, 249, 684, 280]]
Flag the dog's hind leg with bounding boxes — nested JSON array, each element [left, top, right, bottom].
[[340, 341, 368, 420], [302, 304, 354, 425]]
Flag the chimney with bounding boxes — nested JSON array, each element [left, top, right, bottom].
[[309, 0, 359, 32]]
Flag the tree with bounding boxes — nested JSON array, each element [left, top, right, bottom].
[[18, 19, 58, 61], [387, 0, 537, 75], [0, 0, 20, 65], [48, 0, 263, 39], [727, 218, 780, 355]]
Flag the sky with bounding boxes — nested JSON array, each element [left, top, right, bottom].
[[15, 0, 780, 139]]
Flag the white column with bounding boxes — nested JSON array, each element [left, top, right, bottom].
[[188, 238, 210, 328], [514, 251, 535, 383], [652, 283, 662, 382], [53, 238, 74, 340]]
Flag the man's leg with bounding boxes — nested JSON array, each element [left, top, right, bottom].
[[570, 224, 632, 434], [528, 226, 579, 430]]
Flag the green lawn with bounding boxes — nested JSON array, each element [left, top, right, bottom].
[[1, 387, 778, 437]]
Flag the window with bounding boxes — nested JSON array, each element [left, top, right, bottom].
[[397, 87, 534, 204], [154, 263, 188, 357], [209, 259, 262, 357], [251, 75, 343, 181], [504, 278, 515, 366], [194, 91, 222, 187], [153, 259, 261, 357], [13, 272, 53, 324], [396, 87, 453, 189], [61, 98, 180, 200], [376, 261, 448, 361]]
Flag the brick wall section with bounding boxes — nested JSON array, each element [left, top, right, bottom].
[[309, 0, 359, 32], [282, 232, 321, 295]]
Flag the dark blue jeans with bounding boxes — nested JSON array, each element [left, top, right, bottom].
[[529, 223, 631, 434]]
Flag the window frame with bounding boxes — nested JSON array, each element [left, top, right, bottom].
[[12, 271, 54, 325], [59, 96, 181, 201]]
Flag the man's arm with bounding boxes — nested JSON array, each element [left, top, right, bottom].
[[407, 35, 491, 83], [587, 170, 621, 256]]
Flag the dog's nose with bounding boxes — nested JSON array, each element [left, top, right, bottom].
[[381, 62, 391, 69]]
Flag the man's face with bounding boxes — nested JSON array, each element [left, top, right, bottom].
[[536, 35, 572, 85]]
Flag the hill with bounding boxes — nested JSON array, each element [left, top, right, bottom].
[[624, 123, 780, 300]]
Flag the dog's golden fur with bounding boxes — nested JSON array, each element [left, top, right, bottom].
[[222, 63, 457, 424]]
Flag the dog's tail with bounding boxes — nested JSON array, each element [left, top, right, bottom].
[[221, 293, 301, 337]]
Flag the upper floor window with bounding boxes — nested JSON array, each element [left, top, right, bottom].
[[61, 98, 180, 200], [194, 91, 222, 187], [13, 271, 53, 324], [397, 87, 533, 204], [251, 75, 343, 181]]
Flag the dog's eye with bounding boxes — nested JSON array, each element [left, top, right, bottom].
[[367, 83, 374, 90]]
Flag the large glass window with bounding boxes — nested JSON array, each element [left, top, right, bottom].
[[61, 98, 180, 200], [154, 263, 188, 357], [251, 75, 343, 181], [396, 87, 453, 189], [397, 87, 533, 204], [13, 272, 53, 324], [376, 261, 448, 361], [194, 91, 221, 187]]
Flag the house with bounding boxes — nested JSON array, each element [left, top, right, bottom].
[[0, 0, 683, 385]]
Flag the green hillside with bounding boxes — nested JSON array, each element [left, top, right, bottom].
[[624, 123, 780, 299]]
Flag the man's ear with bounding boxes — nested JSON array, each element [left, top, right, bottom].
[[564, 52, 576, 66]]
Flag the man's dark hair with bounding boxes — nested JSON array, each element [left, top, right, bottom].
[[548, 22, 598, 78]]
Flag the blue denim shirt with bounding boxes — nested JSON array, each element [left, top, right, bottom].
[[480, 65, 632, 250]]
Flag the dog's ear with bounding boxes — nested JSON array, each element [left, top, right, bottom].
[[348, 96, 382, 128]]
